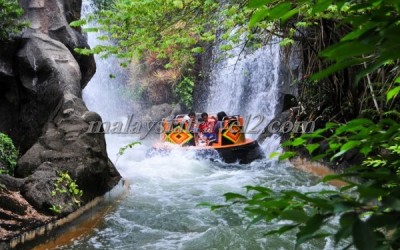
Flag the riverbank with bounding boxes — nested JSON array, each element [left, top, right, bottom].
[[0, 179, 127, 250], [290, 157, 347, 187]]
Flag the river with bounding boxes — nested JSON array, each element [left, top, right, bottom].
[[53, 1, 340, 248], [55, 135, 337, 250]]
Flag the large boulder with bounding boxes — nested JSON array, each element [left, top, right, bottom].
[[16, 33, 81, 151], [0, 0, 120, 216], [16, 91, 121, 212], [0, 41, 20, 141], [18, 0, 95, 89]]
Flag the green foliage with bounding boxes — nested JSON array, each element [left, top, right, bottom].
[[208, 0, 400, 249], [235, 92, 400, 248], [50, 172, 83, 214], [118, 141, 141, 156], [70, 0, 270, 66], [73, 0, 215, 63], [387, 77, 400, 103], [49, 204, 63, 214], [217, 137, 400, 248], [92, 0, 114, 11], [0, 133, 18, 175], [225, 103, 400, 248], [247, 0, 400, 82], [0, 0, 27, 40], [174, 77, 194, 108]]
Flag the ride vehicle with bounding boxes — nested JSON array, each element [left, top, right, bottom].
[[152, 113, 264, 164]]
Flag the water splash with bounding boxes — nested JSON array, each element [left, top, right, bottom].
[[206, 38, 282, 144], [66, 1, 344, 249], [81, 0, 129, 122]]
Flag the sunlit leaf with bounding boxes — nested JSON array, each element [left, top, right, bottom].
[[387, 86, 400, 102], [306, 143, 320, 154]]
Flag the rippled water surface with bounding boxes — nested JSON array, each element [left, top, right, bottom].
[[55, 135, 339, 250]]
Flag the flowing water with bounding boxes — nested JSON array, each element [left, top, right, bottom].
[[206, 38, 281, 140], [57, 1, 339, 249], [60, 136, 337, 250]]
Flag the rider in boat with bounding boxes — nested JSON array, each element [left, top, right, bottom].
[[182, 111, 197, 132], [198, 112, 217, 145]]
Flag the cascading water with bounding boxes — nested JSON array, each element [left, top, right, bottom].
[[81, 2, 129, 122], [206, 40, 281, 129], [206, 38, 282, 155], [53, 1, 341, 249]]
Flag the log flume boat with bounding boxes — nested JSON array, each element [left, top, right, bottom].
[[151, 113, 265, 164]]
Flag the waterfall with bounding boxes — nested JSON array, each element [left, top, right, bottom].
[[48, 3, 343, 250], [81, 0, 129, 122], [205, 38, 282, 152]]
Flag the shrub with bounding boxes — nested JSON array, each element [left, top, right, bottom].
[[0, 133, 18, 175], [0, 0, 27, 40]]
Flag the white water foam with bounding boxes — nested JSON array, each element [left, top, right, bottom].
[[81, 0, 129, 122], [206, 38, 281, 143], [73, 1, 343, 249]]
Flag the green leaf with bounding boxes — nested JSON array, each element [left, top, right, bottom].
[[279, 151, 296, 160], [173, 0, 183, 9], [311, 59, 359, 80], [83, 27, 99, 32], [74, 48, 93, 56], [197, 202, 216, 207], [333, 202, 353, 213], [331, 141, 361, 160], [352, 219, 376, 250], [267, 3, 292, 20], [191, 47, 204, 53], [70, 19, 86, 27], [280, 8, 299, 23], [311, 153, 328, 161], [118, 141, 141, 156], [357, 185, 387, 198], [320, 41, 374, 60], [248, 0, 273, 8], [292, 137, 306, 146], [341, 141, 361, 152], [249, 8, 268, 28], [335, 212, 357, 244], [387, 86, 400, 102], [245, 186, 273, 194], [306, 143, 320, 154], [296, 214, 328, 246], [224, 192, 247, 201], [312, 0, 332, 13], [281, 209, 309, 223], [264, 224, 298, 236], [269, 151, 280, 159]]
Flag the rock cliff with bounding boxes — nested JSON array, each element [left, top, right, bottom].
[[0, 0, 120, 242]]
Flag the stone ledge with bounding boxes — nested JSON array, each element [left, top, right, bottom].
[[1, 179, 128, 250]]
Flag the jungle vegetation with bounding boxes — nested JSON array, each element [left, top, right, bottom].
[[0, 0, 27, 40], [73, 0, 400, 248]]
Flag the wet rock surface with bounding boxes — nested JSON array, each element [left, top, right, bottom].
[[0, 0, 120, 244]]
